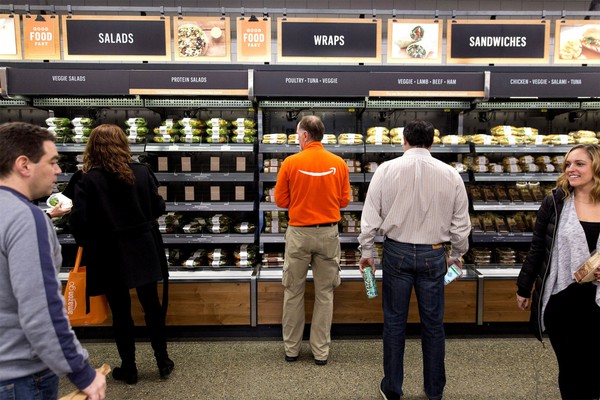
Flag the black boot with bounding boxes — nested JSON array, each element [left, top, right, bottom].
[[112, 363, 138, 385], [157, 357, 175, 379]]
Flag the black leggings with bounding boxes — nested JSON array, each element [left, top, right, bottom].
[[544, 282, 600, 400], [104, 280, 168, 366]]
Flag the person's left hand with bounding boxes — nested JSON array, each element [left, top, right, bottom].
[[47, 202, 71, 218], [595, 265, 600, 282]]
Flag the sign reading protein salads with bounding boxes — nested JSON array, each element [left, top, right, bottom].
[[63, 16, 171, 61], [23, 15, 60, 60], [129, 70, 248, 95], [447, 20, 549, 64], [278, 18, 381, 63]]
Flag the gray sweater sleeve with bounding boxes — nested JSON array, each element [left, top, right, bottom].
[[0, 194, 95, 389]]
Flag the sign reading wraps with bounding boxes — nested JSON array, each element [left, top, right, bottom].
[[6, 68, 129, 95], [129, 70, 248, 95], [448, 20, 549, 64], [278, 18, 381, 63], [369, 72, 485, 97], [490, 72, 600, 98], [63, 16, 171, 61], [254, 70, 368, 97]]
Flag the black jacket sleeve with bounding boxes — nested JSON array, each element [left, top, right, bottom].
[[516, 193, 554, 298]]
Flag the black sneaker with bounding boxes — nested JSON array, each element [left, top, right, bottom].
[[285, 355, 298, 362], [379, 379, 401, 400], [314, 358, 327, 366]]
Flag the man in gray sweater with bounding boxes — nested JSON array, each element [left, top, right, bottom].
[[0, 122, 106, 399]]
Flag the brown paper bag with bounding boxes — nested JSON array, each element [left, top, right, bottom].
[[59, 364, 111, 400]]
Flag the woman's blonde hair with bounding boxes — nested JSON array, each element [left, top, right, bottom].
[[83, 124, 134, 184], [556, 143, 600, 203]]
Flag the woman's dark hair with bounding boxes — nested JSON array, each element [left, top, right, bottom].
[[298, 115, 325, 142], [0, 122, 55, 178], [83, 124, 134, 184], [403, 120, 435, 148]]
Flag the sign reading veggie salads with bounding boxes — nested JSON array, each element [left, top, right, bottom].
[[63, 16, 170, 61], [387, 20, 442, 64], [174, 17, 230, 62]]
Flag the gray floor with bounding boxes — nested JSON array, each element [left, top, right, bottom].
[[58, 337, 560, 400]]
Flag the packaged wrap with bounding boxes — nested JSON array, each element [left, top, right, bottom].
[[262, 133, 288, 144], [338, 133, 364, 144]]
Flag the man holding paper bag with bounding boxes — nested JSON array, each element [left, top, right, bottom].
[[517, 144, 600, 400], [0, 122, 105, 400]]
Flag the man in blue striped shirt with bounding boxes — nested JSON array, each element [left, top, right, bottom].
[[0, 122, 106, 400]]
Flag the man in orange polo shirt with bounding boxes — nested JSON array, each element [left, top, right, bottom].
[[274, 115, 350, 365]]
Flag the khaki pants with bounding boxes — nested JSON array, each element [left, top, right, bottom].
[[282, 225, 341, 361]]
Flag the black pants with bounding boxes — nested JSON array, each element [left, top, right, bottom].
[[105, 280, 168, 367], [544, 282, 600, 400]]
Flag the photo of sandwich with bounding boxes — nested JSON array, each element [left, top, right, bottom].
[[555, 21, 600, 63], [581, 26, 600, 53]]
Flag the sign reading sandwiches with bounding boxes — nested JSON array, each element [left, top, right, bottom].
[[23, 15, 60, 60], [63, 16, 171, 61], [278, 18, 381, 63], [554, 21, 600, 64], [447, 20, 549, 64]]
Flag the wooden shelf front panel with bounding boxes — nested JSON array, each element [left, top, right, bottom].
[[483, 280, 530, 322], [258, 280, 477, 324], [130, 282, 251, 326]]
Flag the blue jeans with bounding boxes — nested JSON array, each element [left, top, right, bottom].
[[0, 369, 59, 400], [381, 240, 446, 400]]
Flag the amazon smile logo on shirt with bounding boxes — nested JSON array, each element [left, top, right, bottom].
[[298, 167, 336, 176]]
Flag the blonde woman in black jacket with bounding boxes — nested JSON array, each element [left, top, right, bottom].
[[70, 124, 173, 385], [517, 144, 600, 400]]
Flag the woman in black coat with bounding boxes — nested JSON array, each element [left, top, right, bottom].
[[70, 124, 173, 384], [516, 144, 600, 399]]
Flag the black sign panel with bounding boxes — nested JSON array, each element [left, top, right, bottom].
[[450, 23, 546, 59], [281, 21, 377, 58], [254, 71, 368, 97], [65, 19, 166, 56], [369, 72, 485, 96], [6, 68, 129, 95], [490, 72, 600, 98], [129, 70, 247, 91]]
